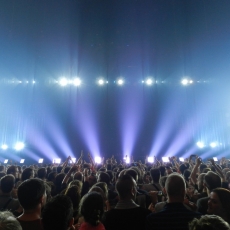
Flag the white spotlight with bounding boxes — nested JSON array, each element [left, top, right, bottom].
[[38, 159, 43, 163], [162, 157, 169, 162], [95, 157, 102, 164], [20, 159, 25, 164], [181, 79, 189, 85], [123, 156, 130, 164], [210, 142, 217, 148], [59, 78, 68, 86], [98, 79, 104, 85], [73, 78, 81, 86], [1, 144, 8, 150], [179, 157, 184, 162], [71, 158, 76, 163], [4, 159, 8, 164], [32, 80, 36, 84], [117, 79, 124, 85], [147, 157, 154, 163], [146, 79, 153, 85], [197, 141, 205, 148], [213, 157, 218, 162], [53, 158, 61, 164], [14, 142, 25, 151]]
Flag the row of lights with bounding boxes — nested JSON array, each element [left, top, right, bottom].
[[1, 142, 25, 151], [196, 141, 222, 149]]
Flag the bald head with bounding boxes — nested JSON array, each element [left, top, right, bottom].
[[165, 173, 186, 199]]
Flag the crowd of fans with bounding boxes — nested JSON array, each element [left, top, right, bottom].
[[0, 153, 230, 230]]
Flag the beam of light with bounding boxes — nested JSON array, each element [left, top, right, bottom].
[[71, 158, 76, 163], [95, 156, 101, 164], [117, 79, 124, 85], [123, 156, 130, 164], [181, 79, 189, 85], [73, 78, 81, 86], [197, 141, 205, 148], [1, 144, 8, 150], [147, 157, 154, 163], [53, 158, 61, 164], [38, 158, 43, 163], [20, 159, 25, 164], [59, 77, 68, 86], [14, 142, 25, 151], [4, 159, 8, 164], [210, 142, 217, 148], [162, 157, 169, 162]]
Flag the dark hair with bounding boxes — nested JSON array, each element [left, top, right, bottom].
[[42, 195, 73, 230], [37, 168, 47, 179], [204, 171, 221, 191], [47, 172, 57, 182], [54, 173, 66, 194], [17, 178, 45, 210], [116, 174, 135, 199], [0, 175, 15, 193], [125, 169, 138, 182], [6, 166, 17, 176], [79, 192, 104, 226], [93, 182, 108, 199], [183, 169, 191, 182], [65, 186, 81, 211], [98, 172, 110, 185], [73, 172, 83, 182], [150, 168, 161, 183], [179, 164, 189, 175], [159, 166, 166, 176], [21, 168, 33, 181]]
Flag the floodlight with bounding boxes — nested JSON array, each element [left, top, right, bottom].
[[179, 157, 184, 162], [59, 78, 68, 86], [98, 79, 104, 85], [146, 79, 153, 85], [20, 159, 25, 164], [189, 80, 193, 84], [38, 159, 43, 163], [210, 142, 217, 148], [213, 157, 218, 162], [71, 158, 76, 163], [73, 78, 81, 86], [1, 144, 8, 150], [14, 142, 25, 151], [95, 157, 102, 164], [53, 158, 61, 164], [123, 156, 130, 164], [4, 159, 8, 164], [32, 81, 36, 84], [162, 157, 169, 162], [181, 79, 189, 85], [196, 142, 205, 148], [147, 157, 154, 163], [117, 79, 124, 85]]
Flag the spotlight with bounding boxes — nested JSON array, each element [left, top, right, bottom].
[[14, 142, 25, 151], [181, 79, 189, 85], [1, 144, 8, 150], [196, 142, 205, 149], [73, 78, 81, 86], [20, 159, 25, 164], [59, 78, 68, 86], [117, 79, 124, 85], [213, 157, 218, 162], [32, 81, 36, 84], [71, 158, 76, 163], [147, 157, 154, 163], [179, 157, 184, 162], [123, 156, 130, 164], [98, 79, 104, 85], [53, 158, 61, 164], [95, 157, 102, 164], [38, 159, 43, 163], [4, 159, 8, 164], [146, 78, 153, 85], [210, 142, 217, 148], [162, 157, 169, 162]]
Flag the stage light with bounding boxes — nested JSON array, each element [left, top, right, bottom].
[[181, 79, 189, 85], [179, 157, 184, 162], [95, 157, 102, 164], [196, 141, 205, 148], [53, 158, 61, 164], [38, 159, 43, 163], [98, 79, 104, 85], [189, 80, 193, 84], [73, 78, 81, 86], [210, 142, 217, 148], [26, 81, 29, 83], [117, 79, 124, 85], [20, 159, 25, 164], [32, 81, 36, 84], [1, 144, 8, 150], [59, 78, 68, 86], [146, 78, 153, 85], [71, 158, 76, 163], [14, 142, 25, 151], [123, 156, 130, 164], [213, 157, 218, 162], [162, 157, 169, 162], [147, 157, 154, 163], [4, 159, 8, 164]]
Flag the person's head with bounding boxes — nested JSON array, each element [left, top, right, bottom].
[[0, 175, 15, 194], [54, 173, 66, 193], [42, 195, 74, 230], [68, 180, 82, 194], [116, 174, 137, 200], [37, 168, 47, 180], [0, 211, 22, 230], [226, 171, 230, 183], [197, 173, 206, 192], [204, 171, 221, 193], [199, 164, 208, 173], [97, 172, 110, 185], [73, 172, 83, 182], [89, 186, 106, 203], [189, 215, 230, 230], [207, 188, 230, 224], [165, 173, 186, 202], [179, 164, 189, 175], [93, 182, 108, 199], [125, 169, 138, 182], [18, 178, 46, 211], [21, 168, 34, 181], [6, 166, 18, 178], [88, 174, 97, 188], [183, 169, 191, 182], [159, 166, 166, 177], [150, 168, 161, 183], [79, 192, 104, 226], [65, 185, 81, 211], [47, 171, 57, 182]]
